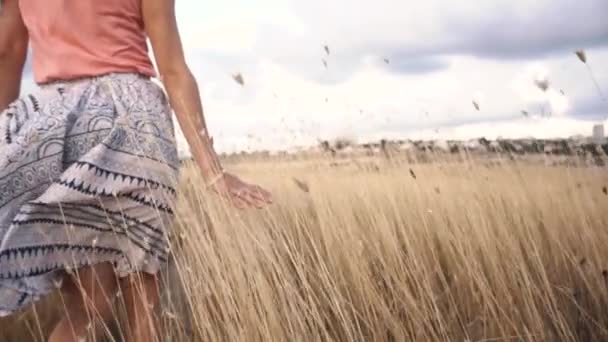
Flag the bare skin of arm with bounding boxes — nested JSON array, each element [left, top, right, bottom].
[[142, 0, 272, 209], [0, 0, 28, 110]]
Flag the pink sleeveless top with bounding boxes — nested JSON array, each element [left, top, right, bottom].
[[19, 0, 156, 84]]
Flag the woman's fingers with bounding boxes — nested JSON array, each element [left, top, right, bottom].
[[250, 191, 268, 209], [250, 185, 272, 205], [245, 185, 273, 208], [213, 185, 246, 209], [214, 174, 273, 209], [230, 187, 257, 208], [240, 190, 264, 209], [229, 193, 248, 209], [252, 185, 273, 204], [229, 185, 271, 209]]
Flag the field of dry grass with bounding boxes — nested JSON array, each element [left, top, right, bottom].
[[1, 155, 608, 341]]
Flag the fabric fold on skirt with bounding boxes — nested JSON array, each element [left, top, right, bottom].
[[0, 73, 180, 316]]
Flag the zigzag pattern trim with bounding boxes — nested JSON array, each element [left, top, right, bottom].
[[12, 217, 110, 233], [0, 243, 122, 261], [11, 217, 169, 262], [0, 256, 110, 280], [123, 190, 174, 214], [18, 209, 112, 229], [2, 263, 63, 280], [29, 202, 166, 238], [73, 161, 177, 195], [28, 94, 40, 112], [56, 178, 174, 214], [0, 244, 124, 279], [4, 112, 13, 144]]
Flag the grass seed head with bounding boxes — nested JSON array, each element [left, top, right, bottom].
[[575, 49, 587, 64]]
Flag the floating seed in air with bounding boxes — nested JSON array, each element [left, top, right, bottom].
[[292, 178, 310, 193], [534, 79, 550, 92], [472, 100, 480, 111], [232, 73, 245, 86], [575, 49, 587, 64]]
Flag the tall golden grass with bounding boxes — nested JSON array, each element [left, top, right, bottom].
[[1, 155, 608, 341]]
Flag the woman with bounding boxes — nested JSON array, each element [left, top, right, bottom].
[[0, 0, 273, 341]]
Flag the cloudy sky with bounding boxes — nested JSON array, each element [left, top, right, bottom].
[[20, 0, 608, 154]]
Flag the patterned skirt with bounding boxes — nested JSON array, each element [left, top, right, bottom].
[[0, 73, 180, 316]]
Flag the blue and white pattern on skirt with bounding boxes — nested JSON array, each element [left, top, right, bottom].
[[0, 73, 180, 316]]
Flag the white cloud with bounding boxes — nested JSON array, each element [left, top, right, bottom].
[[400, 117, 605, 142], [185, 48, 607, 155], [17, 0, 608, 157]]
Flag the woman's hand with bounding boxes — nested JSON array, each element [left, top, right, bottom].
[[209, 172, 273, 209], [143, 1, 272, 211]]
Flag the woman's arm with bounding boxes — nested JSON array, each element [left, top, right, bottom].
[[142, 0, 221, 181], [142, 0, 272, 209], [0, 0, 28, 110]]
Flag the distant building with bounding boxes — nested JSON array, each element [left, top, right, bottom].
[[592, 124, 605, 142]]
